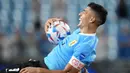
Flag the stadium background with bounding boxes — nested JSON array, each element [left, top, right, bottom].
[[0, 0, 130, 73]]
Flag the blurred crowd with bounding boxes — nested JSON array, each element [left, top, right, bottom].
[[0, 0, 130, 73]]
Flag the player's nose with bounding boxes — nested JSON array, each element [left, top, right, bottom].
[[79, 11, 84, 17], [79, 12, 82, 16]]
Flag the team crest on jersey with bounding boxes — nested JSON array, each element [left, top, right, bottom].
[[69, 40, 77, 46]]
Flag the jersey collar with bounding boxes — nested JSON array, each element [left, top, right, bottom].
[[79, 33, 96, 36]]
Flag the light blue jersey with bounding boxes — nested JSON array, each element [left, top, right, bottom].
[[44, 28, 98, 70]]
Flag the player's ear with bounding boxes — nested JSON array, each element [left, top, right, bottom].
[[89, 17, 95, 23]]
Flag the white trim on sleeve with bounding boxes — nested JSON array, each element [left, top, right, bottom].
[[69, 56, 85, 70]]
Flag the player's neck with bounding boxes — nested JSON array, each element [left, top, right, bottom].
[[80, 25, 97, 34]]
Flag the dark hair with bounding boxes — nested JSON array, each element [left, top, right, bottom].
[[88, 2, 108, 25]]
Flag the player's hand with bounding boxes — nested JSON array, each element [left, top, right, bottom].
[[44, 18, 63, 33], [20, 67, 40, 73]]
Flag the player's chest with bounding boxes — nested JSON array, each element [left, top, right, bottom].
[[61, 35, 79, 51]]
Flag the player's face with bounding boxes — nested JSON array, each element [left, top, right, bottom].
[[78, 7, 95, 28]]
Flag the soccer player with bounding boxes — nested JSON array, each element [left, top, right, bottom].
[[20, 2, 108, 73]]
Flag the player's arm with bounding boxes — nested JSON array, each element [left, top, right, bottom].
[[20, 42, 93, 73], [20, 67, 66, 73], [20, 57, 87, 73], [64, 64, 88, 73], [64, 56, 87, 73], [64, 42, 94, 73], [20, 66, 86, 73]]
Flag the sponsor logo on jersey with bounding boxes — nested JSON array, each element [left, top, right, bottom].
[[69, 40, 77, 46]]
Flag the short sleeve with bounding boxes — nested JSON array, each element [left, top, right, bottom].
[[68, 42, 95, 70], [73, 43, 93, 63], [68, 36, 98, 70]]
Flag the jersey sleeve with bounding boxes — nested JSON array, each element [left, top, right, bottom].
[[73, 42, 94, 63], [68, 41, 96, 70]]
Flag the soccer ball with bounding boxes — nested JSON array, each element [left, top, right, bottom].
[[46, 20, 71, 45]]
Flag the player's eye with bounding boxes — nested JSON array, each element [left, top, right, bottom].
[[83, 9, 85, 12]]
